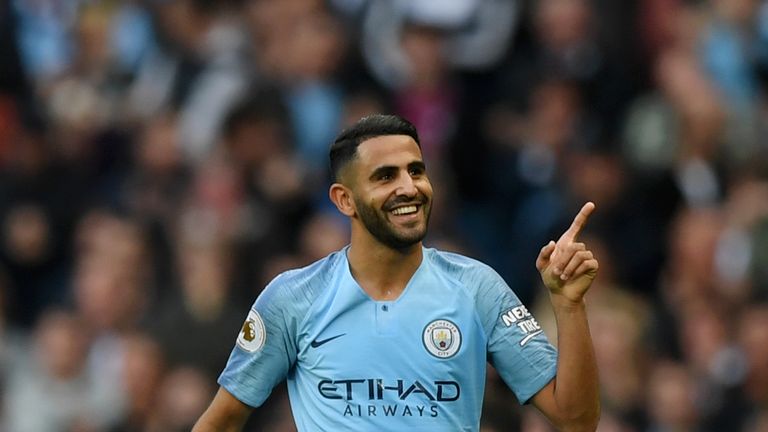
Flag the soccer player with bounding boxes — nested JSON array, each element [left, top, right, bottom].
[[193, 114, 600, 431]]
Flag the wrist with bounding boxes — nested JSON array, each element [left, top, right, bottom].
[[549, 293, 586, 312]]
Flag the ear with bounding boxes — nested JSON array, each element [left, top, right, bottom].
[[329, 183, 356, 217]]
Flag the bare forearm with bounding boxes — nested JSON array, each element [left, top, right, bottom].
[[551, 296, 600, 430], [192, 388, 252, 432], [192, 412, 247, 432]]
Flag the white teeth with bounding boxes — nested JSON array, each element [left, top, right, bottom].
[[392, 205, 418, 215]]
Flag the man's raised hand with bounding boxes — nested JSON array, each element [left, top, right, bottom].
[[536, 202, 599, 304]]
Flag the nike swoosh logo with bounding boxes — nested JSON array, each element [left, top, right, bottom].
[[519, 330, 543, 347], [310, 333, 346, 348]]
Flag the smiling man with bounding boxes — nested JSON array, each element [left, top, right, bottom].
[[193, 114, 600, 431]]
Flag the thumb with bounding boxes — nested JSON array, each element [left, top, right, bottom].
[[536, 241, 556, 271]]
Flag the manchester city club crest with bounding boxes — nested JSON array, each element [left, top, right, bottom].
[[423, 319, 461, 358]]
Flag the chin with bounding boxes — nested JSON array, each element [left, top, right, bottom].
[[395, 231, 427, 247]]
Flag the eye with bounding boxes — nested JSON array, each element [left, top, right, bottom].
[[409, 166, 425, 176]]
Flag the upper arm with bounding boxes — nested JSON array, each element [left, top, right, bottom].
[[529, 379, 559, 422], [476, 268, 558, 404], [218, 276, 301, 407], [530, 378, 602, 431], [193, 387, 253, 432]]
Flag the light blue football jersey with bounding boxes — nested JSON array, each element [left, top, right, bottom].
[[219, 246, 557, 431]]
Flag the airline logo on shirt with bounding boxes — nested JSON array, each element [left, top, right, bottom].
[[422, 319, 462, 358], [500, 305, 543, 346], [317, 378, 459, 419], [236, 309, 266, 353]]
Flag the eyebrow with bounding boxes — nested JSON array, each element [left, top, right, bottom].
[[368, 165, 397, 181], [368, 161, 426, 181]]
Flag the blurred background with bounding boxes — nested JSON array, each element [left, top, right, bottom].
[[0, 0, 767, 430]]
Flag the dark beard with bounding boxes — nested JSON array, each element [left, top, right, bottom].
[[354, 195, 430, 250]]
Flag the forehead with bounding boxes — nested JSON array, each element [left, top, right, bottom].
[[355, 134, 423, 170]]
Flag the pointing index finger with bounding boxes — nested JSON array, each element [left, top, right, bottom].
[[560, 202, 595, 243]]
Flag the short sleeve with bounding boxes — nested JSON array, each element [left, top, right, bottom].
[[217, 275, 300, 407], [476, 268, 558, 404]]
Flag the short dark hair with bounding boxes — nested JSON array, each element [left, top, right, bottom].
[[329, 114, 420, 182]]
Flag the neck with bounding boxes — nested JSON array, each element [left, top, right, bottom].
[[347, 229, 423, 301]]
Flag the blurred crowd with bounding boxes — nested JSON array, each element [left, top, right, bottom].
[[1, 0, 768, 431]]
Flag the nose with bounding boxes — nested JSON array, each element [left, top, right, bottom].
[[395, 171, 418, 197]]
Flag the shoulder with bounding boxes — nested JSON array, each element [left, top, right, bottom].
[[424, 247, 505, 288], [424, 247, 515, 312], [256, 249, 345, 312]]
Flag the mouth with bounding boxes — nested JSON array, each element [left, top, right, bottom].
[[390, 205, 419, 216], [386, 202, 426, 225], [384, 194, 429, 223]]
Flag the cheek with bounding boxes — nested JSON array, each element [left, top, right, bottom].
[[419, 179, 434, 198], [353, 191, 382, 212], [363, 187, 392, 207]]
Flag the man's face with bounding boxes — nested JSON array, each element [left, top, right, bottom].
[[346, 135, 433, 249]]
